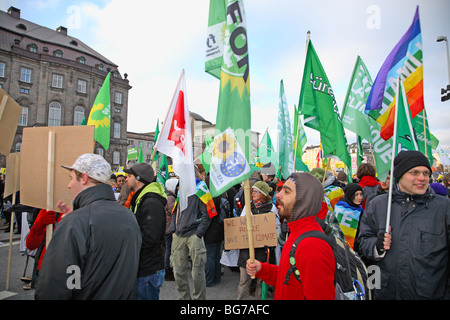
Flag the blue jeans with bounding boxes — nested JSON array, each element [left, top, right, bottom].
[[136, 270, 165, 300]]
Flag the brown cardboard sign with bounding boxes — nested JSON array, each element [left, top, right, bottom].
[[224, 212, 278, 250], [20, 125, 95, 212], [0, 89, 22, 156], [4, 153, 20, 197]]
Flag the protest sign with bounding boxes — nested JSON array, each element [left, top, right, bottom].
[[0, 89, 22, 156], [224, 212, 277, 250]]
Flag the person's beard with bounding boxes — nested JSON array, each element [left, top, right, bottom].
[[277, 199, 293, 221]]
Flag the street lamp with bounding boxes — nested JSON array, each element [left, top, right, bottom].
[[437, 36, 450, 102]]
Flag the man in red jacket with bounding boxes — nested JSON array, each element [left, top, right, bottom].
[[246, 172, 335, 300]]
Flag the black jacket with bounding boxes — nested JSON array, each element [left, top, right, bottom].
[[358, 184, 450, 299], [130, 182, 167, 277], [35, 184, 142, 300]]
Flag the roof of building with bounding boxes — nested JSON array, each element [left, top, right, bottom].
[[0, 7, 117, 67]]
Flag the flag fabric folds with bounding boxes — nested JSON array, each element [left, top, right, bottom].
[[365, 6, 423, 141], [277, 80, 294, 179], [341, 56, 393, 181], [293, 104, 309, 172], [155, 70, 196, 213], [87, 72, 111, 151], [195, 180, 217, 219], [256, 130, 278, 168], [205, 0, 227, 79], [298, 39, 352, 177], [208, 0, 252, 197]]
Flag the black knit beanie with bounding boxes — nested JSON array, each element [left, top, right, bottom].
[[393, 150, 431, 182]]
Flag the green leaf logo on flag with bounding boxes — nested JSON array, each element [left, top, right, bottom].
[[87, 72, 111, 151]]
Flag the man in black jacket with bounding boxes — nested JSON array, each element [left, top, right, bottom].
[[358, 150, 450, 299], [35, 153, 142, 300], [125, 162, 167, 300]]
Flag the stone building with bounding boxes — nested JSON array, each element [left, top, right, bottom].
[[0, 6, 131, 167]]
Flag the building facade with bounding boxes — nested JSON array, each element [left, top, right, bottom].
[[0, 6, 131, 167]]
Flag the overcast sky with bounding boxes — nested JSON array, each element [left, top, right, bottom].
[[6, 0, 450, 152]]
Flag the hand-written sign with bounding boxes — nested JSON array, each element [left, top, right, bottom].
[[224, 212, 277, 250]]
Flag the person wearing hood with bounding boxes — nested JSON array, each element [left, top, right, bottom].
[[334, 183, 364, 250], [358, 150, 450, 300], [164, 178, 179, 281], [125, 162, 168, 300], [246, 172, 335, 300]]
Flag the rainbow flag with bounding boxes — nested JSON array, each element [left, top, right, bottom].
[[195, 180, 217, 219], [334, 200, 363, 249], [365, 6, 423, 141]]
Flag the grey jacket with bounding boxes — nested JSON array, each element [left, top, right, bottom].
[[358, 184, 450, 300], [36, 184, 142, 300], [170, 193, 211, 238]]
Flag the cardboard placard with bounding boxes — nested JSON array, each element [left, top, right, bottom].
[[4, 153, 20, 197], [20, 126, 95, 212], [224, 212, 278, 250], [0, 89, 23, 156]]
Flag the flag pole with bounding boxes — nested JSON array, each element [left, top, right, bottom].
[[385, 77, 401, 233], [243, 178, 255, 279], [422, 110, 428, 157]]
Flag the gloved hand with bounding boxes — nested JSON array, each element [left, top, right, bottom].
[[376, 231, 392, 255], [33, 210, 56, 231]]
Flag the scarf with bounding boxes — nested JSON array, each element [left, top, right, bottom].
[[358, 175, 380, 188]]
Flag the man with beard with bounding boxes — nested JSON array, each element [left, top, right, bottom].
[[246, 172, 335, 300]]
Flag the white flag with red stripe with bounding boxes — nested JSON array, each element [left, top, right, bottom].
[[155, 70, 196, 212]]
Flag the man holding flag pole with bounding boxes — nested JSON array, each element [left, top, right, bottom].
[[357, 77, 450, 300]]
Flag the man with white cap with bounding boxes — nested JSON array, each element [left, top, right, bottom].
[[35, 153, 142, 300]]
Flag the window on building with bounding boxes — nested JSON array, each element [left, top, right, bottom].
[[48, 102, 62, 126], [28, 44, 38, 53], [54, 50, 63, 58], [96, 147, 104, 157], [0, 63, 5, 78], [19, 88, 29, 94], [74, 106, 85, 125], [52, 74, 63, 88], [15, 142, 22, 153], [77, 56, 86, 64], [20, 67, 31, 83], [114, 122, 121, 139], [18, 107, 28, 126], [114, 92, 123, 104], [113, 151, 120, 165], [77, 79, 87, 93]]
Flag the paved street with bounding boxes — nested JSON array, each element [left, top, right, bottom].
[[0, 218, 247, 301]]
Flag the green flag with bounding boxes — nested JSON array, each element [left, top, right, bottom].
[[278, 80, 294, 179], [293, 104, 309, 172], [341, 56, 393, 180], [157, 153, 169, 188], [298, 40, 351, 176], [205, 0, 226, 79], [256, 130, 278, 167], [394, 78, 419, 154], [87, 72, 111, 150], [127, 146, 138, 162], [137, 142, 144, 163], [411, 110, 433, 166], [208, 0, 251, 197], [153, 119, 160, 163], [199, 135, 214, 174]]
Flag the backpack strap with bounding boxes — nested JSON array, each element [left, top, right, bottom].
[[284, 230, 331, 285]]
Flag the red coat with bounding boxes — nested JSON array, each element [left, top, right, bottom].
[[26, 209, 61, 271], [255, 213, 335, 300]]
